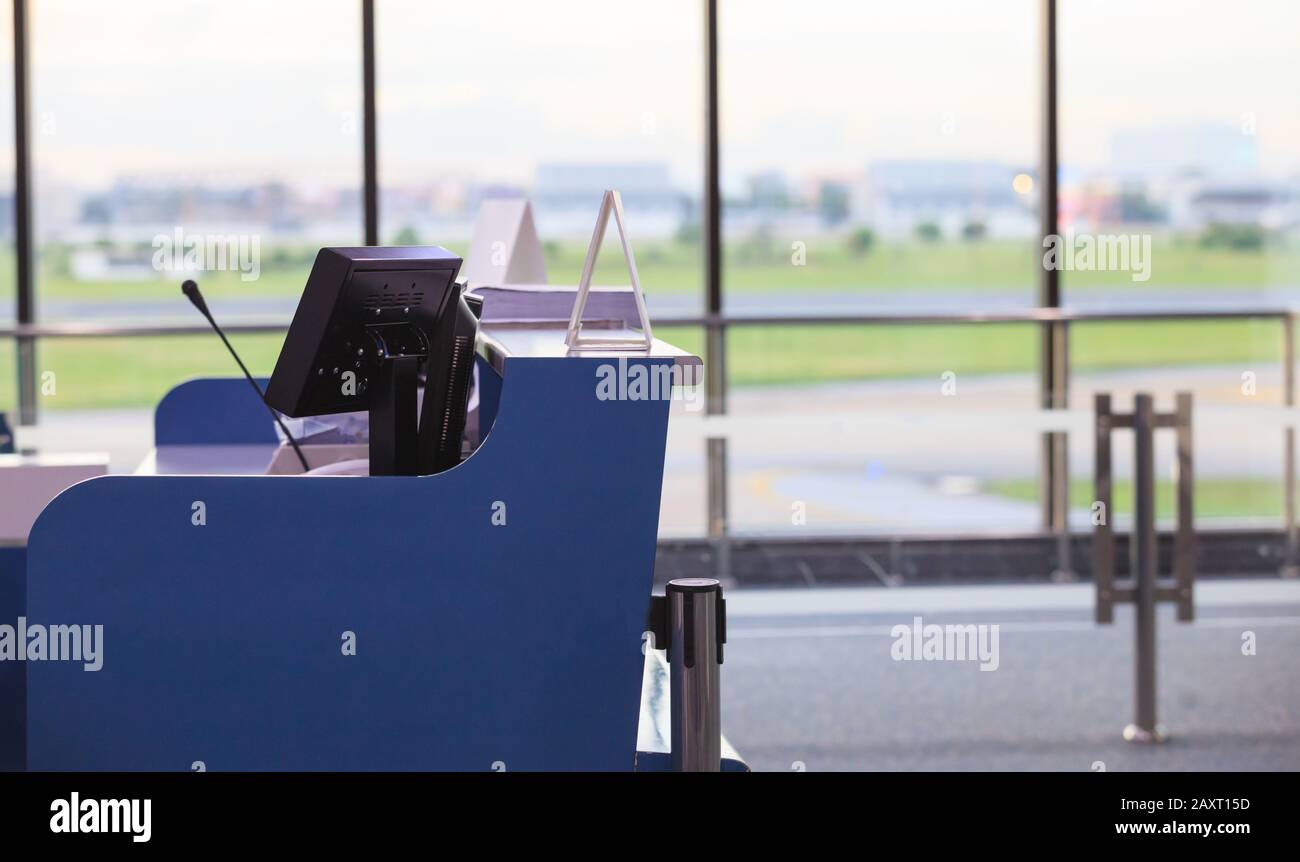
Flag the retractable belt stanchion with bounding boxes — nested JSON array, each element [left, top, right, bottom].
[[668, 579, 724, 771], [648, 578, 726, 771], [1094, 391, 1196, 743]]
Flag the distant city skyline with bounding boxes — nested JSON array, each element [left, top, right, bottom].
[[13, 124, 1295, 248]]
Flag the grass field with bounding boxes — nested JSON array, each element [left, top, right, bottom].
[[0, 317, 1283, 410], [0, 237, 1296, 410], [987, 476, 1285, 520], [13, 235, 1298, 300]]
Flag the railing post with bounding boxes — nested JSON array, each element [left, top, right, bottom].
[[702, 0, 729, 583], [361, 0, 378, 245], [1037, 0, 1066, 548], [13, 0, 37, 426], [667, 578, 724, 772]]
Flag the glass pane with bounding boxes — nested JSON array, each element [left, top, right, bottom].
[[655, 325, 707, 538], [0, 337, 12, 430], [1059, 0, 1300, 308], [35, 333, 284, 412], [26, 333, 285, 471], [721, 323, 1039, 534], [377, 0, 704, 316], [1070, 319, 1286, 525], [31, 0, 363, 326], [720, 0, 1039, 315], [0, 9, 13, 321]]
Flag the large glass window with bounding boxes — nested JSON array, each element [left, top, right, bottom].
[[377, 0, 704, 316], [717, 0, 1040, 535], [1059, 0, 1300, 527], [720, 0, 1039, 316], [1059, 0, 1300, 309], [715, 323, 1039, 535], [27, 0, 363, 420], [6, 0, 1294, 531], [1068, 319, 1286, 527]]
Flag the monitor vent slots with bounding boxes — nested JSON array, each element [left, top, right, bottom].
[[363, 290, 423, 310]]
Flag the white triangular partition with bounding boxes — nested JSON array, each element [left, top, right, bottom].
[[564, 190, 654, 351], [462, 198, 548, 287]]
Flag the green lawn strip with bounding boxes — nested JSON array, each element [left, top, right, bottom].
[[987, 476, 1284, 520], [21, 239, 1300, 300], [0, 237, 1293, 411], [0, 318, 1283, 411], [14, 333, 287, 411], [673, 319, 1275, 388]]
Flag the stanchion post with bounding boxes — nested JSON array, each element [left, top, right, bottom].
[[666, 578, 724, 772], [1173, 391, 1195, 621], [1124, 394, 1162, 742], [1094, 393, 1115, 623], [1095, 391, 1191, 742]]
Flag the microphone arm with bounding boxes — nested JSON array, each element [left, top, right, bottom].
[[181, 279, 310, 473]]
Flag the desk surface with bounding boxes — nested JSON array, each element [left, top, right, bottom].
[[0, 453, 109, 543], [479, 322, 702, 378], [138, 444, 372, 477], [137, 444, 280, 476]]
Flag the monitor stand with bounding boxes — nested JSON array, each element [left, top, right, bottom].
[[365, 323, 429, 476]]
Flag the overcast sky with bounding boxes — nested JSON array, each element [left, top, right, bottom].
[[0, 0, 1294, 192]]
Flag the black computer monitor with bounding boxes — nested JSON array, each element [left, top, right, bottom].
[[265, 246, 481, 476]]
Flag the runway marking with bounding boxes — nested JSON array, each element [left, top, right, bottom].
[[728, 615, 1300, 640], [746, 467, 861, 525]]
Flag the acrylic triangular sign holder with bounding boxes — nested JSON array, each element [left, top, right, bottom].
[[564, 189, 655, 351]]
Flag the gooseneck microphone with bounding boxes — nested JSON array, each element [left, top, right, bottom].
[[181, 279, 310, 473]]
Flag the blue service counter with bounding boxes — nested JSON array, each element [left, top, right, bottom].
[[1, 323, 744, 771]]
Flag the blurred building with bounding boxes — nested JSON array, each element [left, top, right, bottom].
[[1168, 179, 1299, 231], [532, 162, 688, 238], [861, 160, 1036, 238], [1110, 121, 1258, 183], [1063, 123, 1295, 233]]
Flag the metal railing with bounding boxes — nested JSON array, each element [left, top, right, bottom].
[[654, 305, 1298, 578]]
